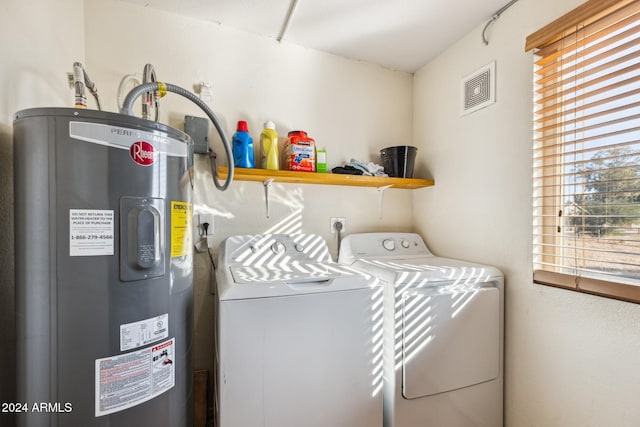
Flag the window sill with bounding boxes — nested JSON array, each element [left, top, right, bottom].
[[534, 270, 640, 304]]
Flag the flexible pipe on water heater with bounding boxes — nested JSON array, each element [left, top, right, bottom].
[[121, 82, 235, 191]]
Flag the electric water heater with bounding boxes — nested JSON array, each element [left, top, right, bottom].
[[14, 108, 193, 426]]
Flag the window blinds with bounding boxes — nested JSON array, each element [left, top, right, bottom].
[[530, 0, 640, 302]]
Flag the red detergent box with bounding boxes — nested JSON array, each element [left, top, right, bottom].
[[285, 130, 316, 172]]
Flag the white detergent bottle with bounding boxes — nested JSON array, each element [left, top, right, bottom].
[[260, 120, 279, 170]]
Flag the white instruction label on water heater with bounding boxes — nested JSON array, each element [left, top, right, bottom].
[[69, 209, 114, 256], [95, 338, 175, 417], [120, 314, 169, 351]]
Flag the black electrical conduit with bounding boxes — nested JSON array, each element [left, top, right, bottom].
[[121, 82, 234, 191]]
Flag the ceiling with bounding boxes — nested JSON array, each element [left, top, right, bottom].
[[120, 0, 516, 73]]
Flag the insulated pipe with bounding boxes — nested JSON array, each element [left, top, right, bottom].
[[72, 63, 87, 108], [71, 62, 102, 110], [116, 74, 141, 111], [121, 82, 234, 191]]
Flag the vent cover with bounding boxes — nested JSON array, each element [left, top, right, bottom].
[[461, 61, 496, 115]]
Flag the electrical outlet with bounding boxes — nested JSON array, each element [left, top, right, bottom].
[[194, 213, 214, 252], [330, 217, 346, 234]]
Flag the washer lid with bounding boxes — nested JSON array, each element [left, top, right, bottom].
[[216, 233, 375, 300], [351, 256, 502, 285], [229, 262, 357, 284], [219, 264, 372, 300]]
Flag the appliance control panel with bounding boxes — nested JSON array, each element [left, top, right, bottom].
[[339, 232, 433, 264], [382, 237, 416, 251], [226, 234, 332, 266]]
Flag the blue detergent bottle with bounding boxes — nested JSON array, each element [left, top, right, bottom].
[[232, 120, 255, 168]]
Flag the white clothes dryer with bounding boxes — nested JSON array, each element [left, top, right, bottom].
[[215, 234, 383, 427], [339, 232, 503, 427]]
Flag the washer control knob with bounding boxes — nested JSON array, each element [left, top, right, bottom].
[[382, 239, 396, 251], [401, 239, 410, 249], [271, 241, 285, 254], [295, 243, 304, 252]]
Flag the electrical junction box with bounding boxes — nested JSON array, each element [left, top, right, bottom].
[[184, 115, 210, 154]]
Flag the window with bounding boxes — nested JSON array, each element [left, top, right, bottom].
[[527, 0, 640, 303]]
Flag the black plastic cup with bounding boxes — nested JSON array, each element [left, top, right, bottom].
[[380, 146, 417, 178]]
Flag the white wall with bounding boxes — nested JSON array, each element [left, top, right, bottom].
[[0, 0, 85, 419], [83, 0, 415, 394], [413, 0, 640, 426], [6, 1, 640, 425]]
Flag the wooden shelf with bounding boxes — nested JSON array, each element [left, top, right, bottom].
[[218, 167, 434, 189]]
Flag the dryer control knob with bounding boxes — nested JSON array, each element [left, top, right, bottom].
[[382, 239, 396, 251], [295, 244, 304, 252], [271, 241, 286, 254], [401, 240, 410, 248]]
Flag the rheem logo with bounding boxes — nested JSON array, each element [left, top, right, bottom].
[[130, 141, 156, 166]]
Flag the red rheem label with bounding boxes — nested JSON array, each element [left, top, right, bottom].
[[129, 141, 156, 166]]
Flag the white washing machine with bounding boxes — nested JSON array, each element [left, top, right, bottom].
[[215, 234, 383, 427], [339, 233, 503, 427]]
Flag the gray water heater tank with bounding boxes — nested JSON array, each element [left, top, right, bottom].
[[14, 108, 193, 426]]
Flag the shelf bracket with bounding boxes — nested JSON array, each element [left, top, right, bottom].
[[377, 185, 393, 219], [263, 178, 274, 218]]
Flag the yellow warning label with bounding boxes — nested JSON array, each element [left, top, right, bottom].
[[171, 201, 192, 258]]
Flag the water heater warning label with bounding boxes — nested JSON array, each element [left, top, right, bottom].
[[69, 209, 114, 256], [171, 201, 192, 258], [95, 338, 175, 417], [120, 313, 169, 351]]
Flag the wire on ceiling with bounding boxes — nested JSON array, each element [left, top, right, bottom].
[[277, 0, 300, 42], [482, 0, 519, 45]]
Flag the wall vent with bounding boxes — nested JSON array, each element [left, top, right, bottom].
[[461, 61, 496, 115]]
